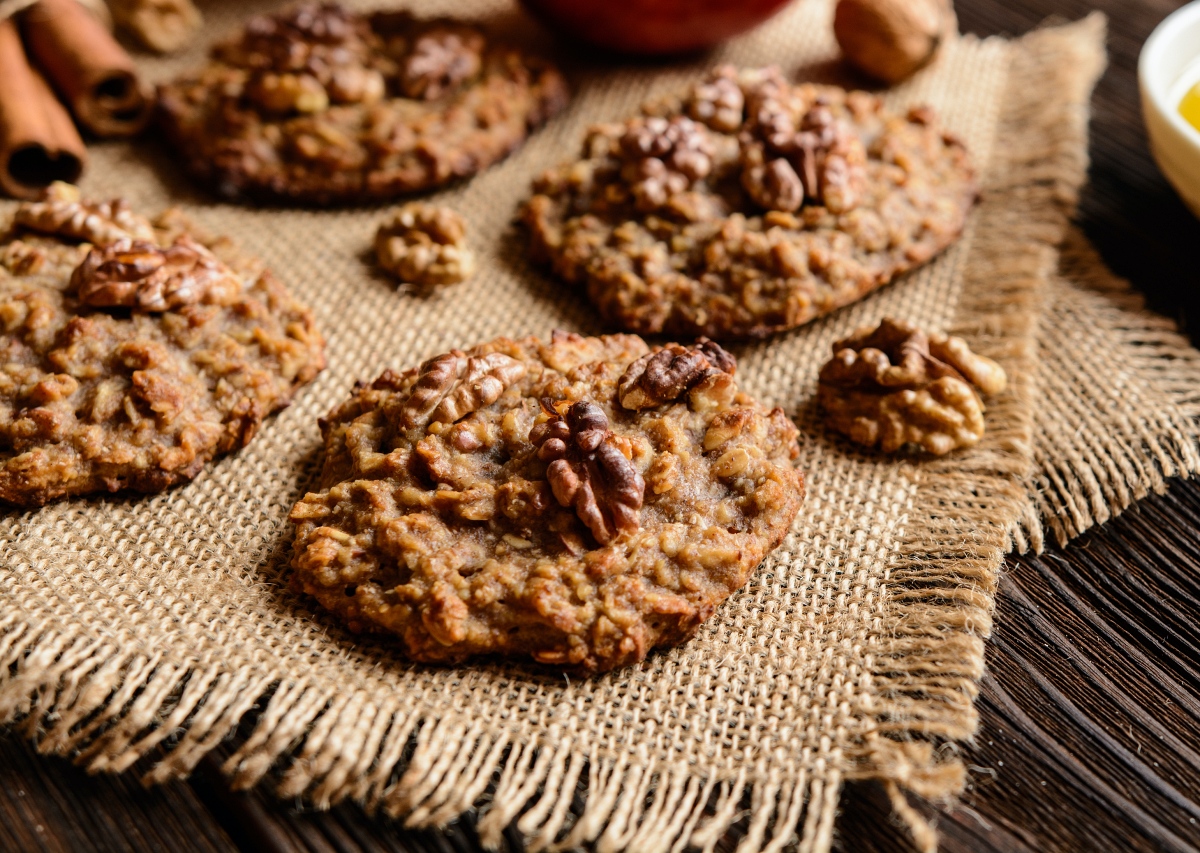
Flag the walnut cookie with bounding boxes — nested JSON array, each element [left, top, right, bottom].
[[524, 65, 977, 339], [288, 331, 804, 672], [0, 183, 325, 507], [158, 2, 570, 204]]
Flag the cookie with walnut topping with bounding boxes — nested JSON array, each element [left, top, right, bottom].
[[288, 331, 804, 672], [158, 2, 569, 204], [523, 65, 976, 339], [0, 183, 325, 507]]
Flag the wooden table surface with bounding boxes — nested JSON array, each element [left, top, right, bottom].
[[4, 1, 1200, 851]]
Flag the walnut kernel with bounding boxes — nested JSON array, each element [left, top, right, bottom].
[[687, 66, 745, 133], [530, 399, 644, 545], [618, 338, 737, 411], [401, 29, 484, 100], [70, 236, 243, 312], [399, 349, 526, 433], [374, 203, 475, 287], [13, 182, 156, 246], [818, 317, 1005, 455], [618, 116, 714, 212], [742, 99, 867, 213]]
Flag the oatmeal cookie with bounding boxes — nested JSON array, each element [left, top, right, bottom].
[[289, 330, 803, 672], [158, 2, 569, 204], [524, 66, 976, 339], [0, 183, 325, 506]]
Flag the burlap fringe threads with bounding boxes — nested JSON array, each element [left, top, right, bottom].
[[840, 16, 1106, 851], [2, 610, 850, 852]]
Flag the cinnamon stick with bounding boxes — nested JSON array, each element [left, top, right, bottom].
[[21, 0, 154, 137], [0, 19, 85, 200]]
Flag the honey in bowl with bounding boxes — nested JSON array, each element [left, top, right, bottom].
[[1180, 80, 1200, 132]]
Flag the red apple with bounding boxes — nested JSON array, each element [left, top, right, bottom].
[[519, 0, 796, 55]]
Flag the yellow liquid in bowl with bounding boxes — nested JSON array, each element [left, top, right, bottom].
[[1180, 81, 1200, 132]]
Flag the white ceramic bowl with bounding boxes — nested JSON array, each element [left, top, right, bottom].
[[1141, 1, 1200, 217]]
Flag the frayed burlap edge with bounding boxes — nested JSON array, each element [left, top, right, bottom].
[[845, 16, 1106, 852], [1023, 229, 1200, 548], [0, 17, 1107, 853]]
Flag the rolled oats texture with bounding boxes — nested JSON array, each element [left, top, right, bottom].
[[0, 2, 1114, 852]]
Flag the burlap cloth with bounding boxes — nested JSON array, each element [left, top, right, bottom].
[[9, 2, 1200, 851]]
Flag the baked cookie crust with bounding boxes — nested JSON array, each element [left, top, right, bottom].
[[0, 184, 325, 506], [524, 66, 977, 339], [158, 2, 569, 204], [289, 331, 803, 672]]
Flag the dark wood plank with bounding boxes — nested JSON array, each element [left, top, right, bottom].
[[957, 0, 1200, 335], [836, 480, 1200, 853], [0, 733, 237, 853], [4, 2, 1200, 852]]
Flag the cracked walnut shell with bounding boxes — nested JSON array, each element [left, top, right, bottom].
[[374, 203, 474, 286], [818, 317, 1006, 455], [288, 331, 803, 671]]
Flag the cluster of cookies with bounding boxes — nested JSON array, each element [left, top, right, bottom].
[[0, 3, 1005, 672]]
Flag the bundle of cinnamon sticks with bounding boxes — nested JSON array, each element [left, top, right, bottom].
[[0, 0, 154, 200]]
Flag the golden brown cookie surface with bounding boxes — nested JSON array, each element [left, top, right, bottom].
[[0, 184, 325, 506], [158, 2, 569, 204], [289, 331, 804, 672], [524, 66, 976, 339]]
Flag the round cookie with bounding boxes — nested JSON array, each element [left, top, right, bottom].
[[158, 2, 570, 204], [289, 331, 804, 672], [0, 183, 325, 506], [524, 65, 977, 339]]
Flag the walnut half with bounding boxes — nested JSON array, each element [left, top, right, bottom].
[[817, 317, 1006, 455], [69, 236, 243, 312], [617, 338, 736, 412], [374, 203, 475, 287], [530, 399, 644, 546], [12, 182, 156, 246], [401, 28, 484, 101], [398, 348, 526, 434]]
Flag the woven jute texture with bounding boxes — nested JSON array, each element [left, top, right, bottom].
[[0, 2, 1112, 851], [1020, 231, 1200, 551]]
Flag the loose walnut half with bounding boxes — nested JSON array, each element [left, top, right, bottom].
[[12, 182, 156, 246], [618, 338, 736, 411], [399, 349, 526, 432], [401, 28, 484, 100], [530, 399, 644, 546], [374, 203, 475, 287], [69, 236, 243, 312], [618, 116, 715, 212], [817, 317, 1007, 455]]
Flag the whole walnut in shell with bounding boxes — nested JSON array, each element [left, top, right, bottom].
[[833, 0, 956, 85], [818, 317, 1005, 456]]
